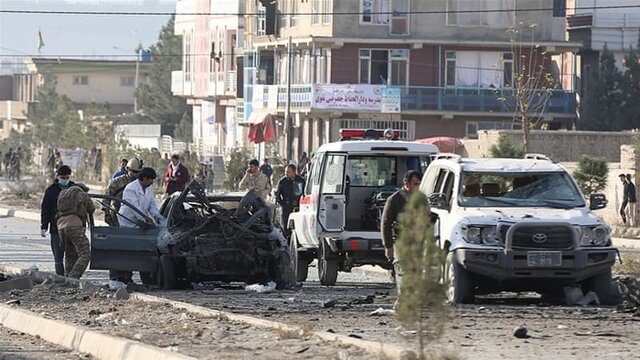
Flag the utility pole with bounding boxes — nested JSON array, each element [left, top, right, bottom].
[[286, 36, 293, 162], [134, 46, 142, 113]]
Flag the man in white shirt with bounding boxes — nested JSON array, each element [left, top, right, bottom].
[[116, 167, 164, 284], [119, 167, 164, 228]]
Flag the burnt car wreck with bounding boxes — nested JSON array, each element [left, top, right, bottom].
[[90, 182, 294, 290]]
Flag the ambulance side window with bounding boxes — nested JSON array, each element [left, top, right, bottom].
[[305, 153, 323, 195]]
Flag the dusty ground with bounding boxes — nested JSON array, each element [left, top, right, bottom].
[[0, 325, 91, 359], [0, 282, 377, 360]]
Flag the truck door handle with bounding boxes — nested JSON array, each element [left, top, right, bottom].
[[95, 234, 107, 240]]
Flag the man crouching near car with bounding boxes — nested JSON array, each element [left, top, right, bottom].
[[381, 170, 422, 291], [117, 167, 165, 284]]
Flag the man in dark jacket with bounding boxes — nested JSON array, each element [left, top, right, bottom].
[[40, 165, 76, 276], [275, 164, 305, 235], [163, 154, 190, 196], [380, 170, 422, 289]]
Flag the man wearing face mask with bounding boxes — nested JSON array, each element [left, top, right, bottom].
[[40, 165, 76, 276]]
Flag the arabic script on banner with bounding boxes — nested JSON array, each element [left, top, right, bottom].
[[312, 84, 383, 111]]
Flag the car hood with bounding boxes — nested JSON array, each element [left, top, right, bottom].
[[457, 207, 606, 226]]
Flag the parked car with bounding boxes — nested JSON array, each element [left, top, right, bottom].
[[421, 153, 618, 304], [90, 182, 294, 290], [288, 128, 439, 285]]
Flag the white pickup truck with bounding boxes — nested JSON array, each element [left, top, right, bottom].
[[421, 154, 618, 304], [288, 129, 438, 285]]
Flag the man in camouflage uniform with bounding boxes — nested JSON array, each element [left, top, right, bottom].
[[239, 159, 270, 201], [56, 183, 95, 279], [103, 158, 142, 226]]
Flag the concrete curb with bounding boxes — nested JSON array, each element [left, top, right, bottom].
[[0, 304, 196, 360], [0, 206, 40, 221], [131, 293, 412, 359]]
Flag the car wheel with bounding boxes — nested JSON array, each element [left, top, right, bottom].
[[445, 251, 475, 304], [290, 232, 309, 282], [159, 255, 178, 290], [318, 239, 338, 286], [584, 269, 619, 305], [274, 249, 295, 290]]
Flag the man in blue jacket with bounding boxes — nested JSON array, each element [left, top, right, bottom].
[[40, 165, 76, 276]]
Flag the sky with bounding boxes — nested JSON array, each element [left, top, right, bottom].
[[0, 0, 175, 72]]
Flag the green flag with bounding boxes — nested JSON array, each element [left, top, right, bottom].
[[37, 30, 45, 53]]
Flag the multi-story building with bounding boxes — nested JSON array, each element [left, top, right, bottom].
[[23, 57, 149, 114], [243, 0, 578, 161], [567, 0, 640, 97], [172, 0, 244, 156]]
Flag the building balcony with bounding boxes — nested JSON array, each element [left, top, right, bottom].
[[568, 12, 640, 29], [249, 84, 576, 116]]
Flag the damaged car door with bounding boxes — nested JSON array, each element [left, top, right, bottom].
[[88, 194, 160, 272]]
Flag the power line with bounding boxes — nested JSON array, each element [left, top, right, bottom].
[[1, 4, 640, 16]]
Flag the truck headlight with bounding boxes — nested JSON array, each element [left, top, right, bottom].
[[580, 226, 610, 247], [463, 225, 502, 246]]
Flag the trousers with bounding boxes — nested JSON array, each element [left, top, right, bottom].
[[50, 232, 65, 276], [59, 226, 90, 279]]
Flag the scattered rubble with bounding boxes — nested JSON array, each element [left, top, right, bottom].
[[614, 275, 640, 315], [0, 276, 33, 292], [513, 326, 529, 339], [113, 287, 130, 300], [245, 281, 277, 293]]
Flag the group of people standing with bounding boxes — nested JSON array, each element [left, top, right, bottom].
[[40, 153, 192, 281], [1, 147, 22, 180]]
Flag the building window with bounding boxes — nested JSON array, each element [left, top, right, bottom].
[[451, 51, 506, 88], [358, 49, 409, 85], [280, 0, 288, 28], [361, 0, 389, 25], [184, 32, 192, 82], [445, 51, 456, 87], [0, 120, 4, 130], [502, 52, 514, 87], [311, 0, 319, 24], [322, 0, 331, 24], [73, 75, 88, 85], [390, 0, 409, 35], [120, 76, 135, 87], [446, 0, 515, 28], [316, 49, 330, 84], [290, 0, 297, 27], [257, 4, 266, 35]]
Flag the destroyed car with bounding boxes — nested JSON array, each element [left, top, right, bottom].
[[89, 183, 294, 290]]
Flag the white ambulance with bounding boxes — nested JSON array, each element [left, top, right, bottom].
[[288, 129, 439, 285]]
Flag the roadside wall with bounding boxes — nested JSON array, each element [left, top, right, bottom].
[[461, 130, 637, 162]]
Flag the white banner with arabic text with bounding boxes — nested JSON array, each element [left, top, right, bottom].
[[312, 84, 382, 111]]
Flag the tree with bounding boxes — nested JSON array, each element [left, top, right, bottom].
[[173, 112, 193, 142], [620, 44, 640, 129], [490, 135, 525, 158], [497, 23, 558, 152], [580, 45, 625, 131], [573, 155, 608, 197], [395, 192, 449, 359], [223, 148, 250, 190], [135, 16, 192, 139]]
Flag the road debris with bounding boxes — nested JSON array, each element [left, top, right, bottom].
[[0, 276, 33, 292], [370, 308, 395, 316], [113, 287, 130, 300], [513, 326, 529, 339], [245, 281, 276, 293]]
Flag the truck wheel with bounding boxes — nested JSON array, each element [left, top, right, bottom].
[[159, 255, 177, 290], [585, 270, 619, 305], [445, 252, 475, 304], [290, 233, 309, 282], [318, 239, 338, 286]]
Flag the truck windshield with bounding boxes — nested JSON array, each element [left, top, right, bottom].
[[458, 171, 585, 208]]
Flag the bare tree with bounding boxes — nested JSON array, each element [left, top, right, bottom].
[[496, 23, 557, 153]]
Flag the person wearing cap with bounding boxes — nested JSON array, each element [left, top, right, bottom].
[[163, 154, 190, 196], [40, 165, 77, 276], [104, 158, 143, 227], [111, 158, 129, 179]]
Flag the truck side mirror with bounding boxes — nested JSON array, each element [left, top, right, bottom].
[[428, 193, 449, 210], [589, 193, 607, 210]]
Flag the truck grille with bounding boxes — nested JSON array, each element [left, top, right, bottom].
[[500, 224, 575, 250]]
